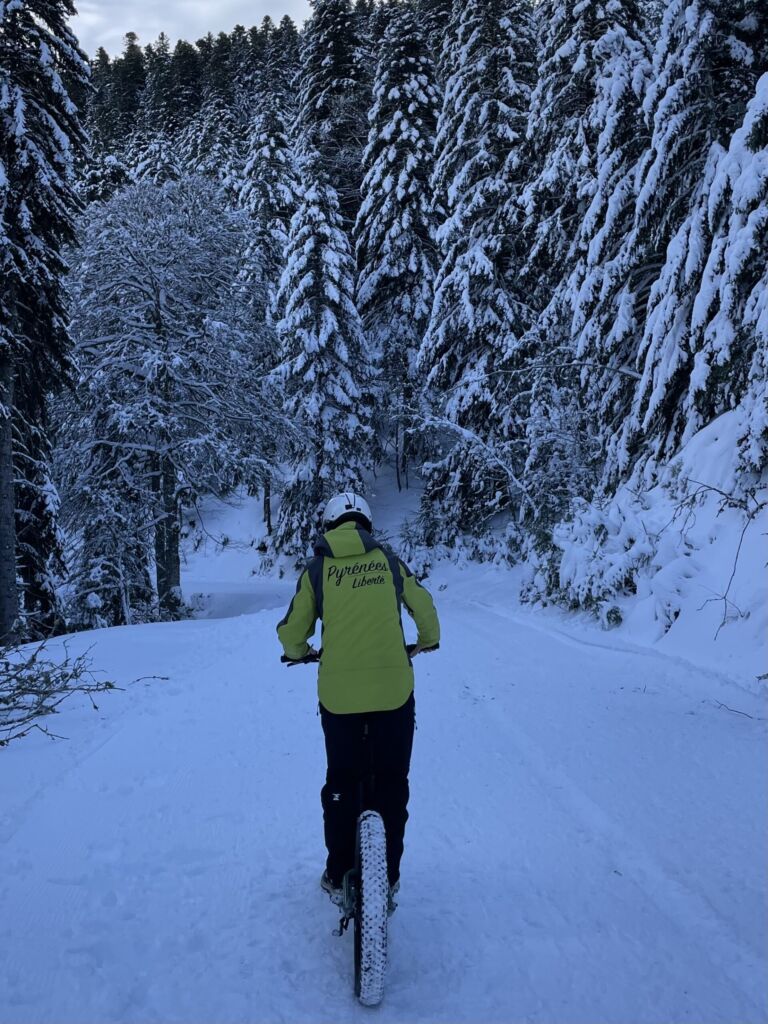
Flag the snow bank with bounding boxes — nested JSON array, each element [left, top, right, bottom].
[[526, 411, 767, 689]]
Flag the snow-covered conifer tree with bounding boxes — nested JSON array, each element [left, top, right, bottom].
[[521, 0, 631, 302], [273, 14, 302, 85], [78, 146, 131, 205], [518, 2, 655, 540], [261, 16, 301, 116], [58, 397, 155, 630], [606, 0, 762, 480], [352, 0, 394, 94], [240, 103, 299, 322], [178, 95, 245, 197], [228, 24, 255, 122], [417, 0, 454, 81], [355, 4, 441, 488], [621, 151, 723, 475], [630, 73, 768, 471], [634, 1, 760, 265], [238, 56, 302, 530], [167, 40, 202, 126], [417, 0, 536, 542], [710, 74, 768, 472], [0, 0, 89, 638], [240, 24, 301, 237], [295, 0, 368, 223], [351, 0, 376, 83], [132, 132, 183, 185], [112, 32, 146, 142], [750, 0, 768, 72], [561, 5, 652, 469], [640, 0, 666, 33], [141, 33, 175, 133], [89, 48, 122, 151], [274, 160, 373, 555]]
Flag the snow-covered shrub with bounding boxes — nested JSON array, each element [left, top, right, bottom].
[[529, 496, 655, 626], [524, 411, 767, 640], [399, 517, 443, 579], [524, 486, 704, 634]]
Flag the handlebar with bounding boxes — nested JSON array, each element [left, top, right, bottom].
[[281, 651, 321, 666], [281, 643, 439, 667]]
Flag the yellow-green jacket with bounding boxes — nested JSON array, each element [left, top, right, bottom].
[[277, 522, 440, 713]]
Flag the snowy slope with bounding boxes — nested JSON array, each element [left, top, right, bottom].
[[1, 485, 766, 1023]]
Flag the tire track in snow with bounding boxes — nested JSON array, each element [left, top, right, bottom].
[[466, 595, 762, 699]]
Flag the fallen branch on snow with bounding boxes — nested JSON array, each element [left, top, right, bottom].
[[0, 642, 118, 747]]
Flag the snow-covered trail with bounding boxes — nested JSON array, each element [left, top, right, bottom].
[[1, 567, 766, 1024]]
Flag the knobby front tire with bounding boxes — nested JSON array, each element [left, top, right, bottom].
[[354, 810, 388, 1007]]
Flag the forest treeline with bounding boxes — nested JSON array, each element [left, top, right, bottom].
[[1, 0, 766, 640]]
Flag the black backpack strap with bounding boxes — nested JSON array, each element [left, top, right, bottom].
[[381, 548, 404, 608], [306, 555, 325, 619]]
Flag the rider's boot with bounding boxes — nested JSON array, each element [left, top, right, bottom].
[[320, 869, 344, 906]]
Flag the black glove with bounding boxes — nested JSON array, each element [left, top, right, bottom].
[[407, 642, 440, 657], [281, 646, 320, 665]]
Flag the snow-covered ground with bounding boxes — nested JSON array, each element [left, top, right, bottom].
[[1, 482, 766, 1023]]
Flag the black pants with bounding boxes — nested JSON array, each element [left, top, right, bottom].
[[320, 694, 415, 888]]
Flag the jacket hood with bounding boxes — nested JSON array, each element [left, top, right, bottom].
[[314, 522, 381, 560]]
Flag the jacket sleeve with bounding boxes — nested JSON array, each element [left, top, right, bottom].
[[399, 561, 440, 649], [277, 569, 318, 660]]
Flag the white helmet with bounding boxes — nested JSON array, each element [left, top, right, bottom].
[[323, 492, 372, 529]]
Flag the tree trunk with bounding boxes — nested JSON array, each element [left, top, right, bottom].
[[164, 454, 181, 602], [263, 478, 273, 535], [401, 419, 411, 490], [154, 453, 181, 617], [13, 390, 64, 638], [400, 381, 413, 490], [394, 423, 402, 492], [0, 353, 18, 641]]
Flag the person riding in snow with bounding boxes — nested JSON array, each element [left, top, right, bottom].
[[277, 492, 440, 905]]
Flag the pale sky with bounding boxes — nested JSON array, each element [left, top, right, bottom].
[[72, 0, 313, 57]]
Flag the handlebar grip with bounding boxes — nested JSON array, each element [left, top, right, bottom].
[[283, 644, 439, 665], [281, 651, 321, 666]]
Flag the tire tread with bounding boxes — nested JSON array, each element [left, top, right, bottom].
[[355, 811, 388, 1007]]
